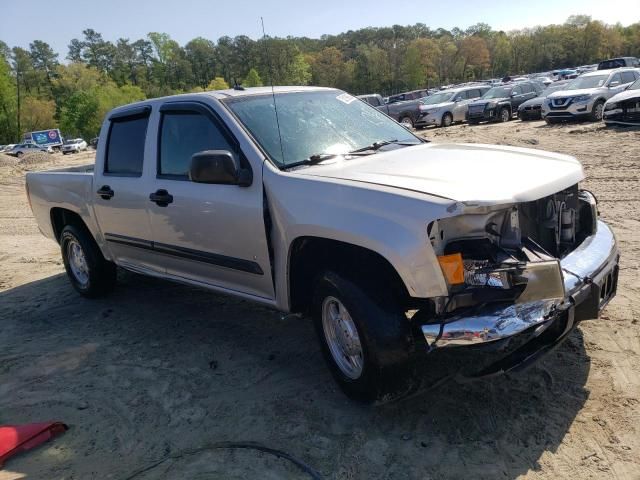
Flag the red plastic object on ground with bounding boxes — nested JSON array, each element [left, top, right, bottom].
[[0, 422, 67, 468]]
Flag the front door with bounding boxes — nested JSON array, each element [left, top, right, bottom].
[[93, 107, 161, 273], [147, 101, 274, 301]]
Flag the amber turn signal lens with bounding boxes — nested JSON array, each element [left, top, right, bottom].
[[437, 253, 465, 285]]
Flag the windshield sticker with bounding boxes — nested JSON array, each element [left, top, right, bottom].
[[336, 93, 356, 104]]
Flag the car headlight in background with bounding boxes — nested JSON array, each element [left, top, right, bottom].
[[573, 95, 591, 103]]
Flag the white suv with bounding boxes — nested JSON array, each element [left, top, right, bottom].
[[61, 138, 88, 154], [542, 68, 640, 123]]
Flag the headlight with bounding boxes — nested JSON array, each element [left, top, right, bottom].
[[463, 259, 510, 289], [604, 102, 618, 111], [573, 95, 591, 103]]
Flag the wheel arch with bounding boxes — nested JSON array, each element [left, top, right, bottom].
[[287, 236, 412, 314], [50, 207, 93, 244]]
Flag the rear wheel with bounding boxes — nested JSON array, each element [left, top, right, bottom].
[[441, 112, 453, 127], [590, 100, 605, 121], [312, 271, 418, 404], [499, 107, 511, 122], [60, 224, 116, 297], [16, 151, 23, 158], [399, 116, 414, 129]]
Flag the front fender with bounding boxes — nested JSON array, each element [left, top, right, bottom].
[[263, 165, 452, 311]]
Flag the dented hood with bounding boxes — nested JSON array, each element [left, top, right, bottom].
[[295, 143, 584, 204]]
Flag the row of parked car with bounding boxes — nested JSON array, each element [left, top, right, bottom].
[[0, 138, 89, 158], [359, 60, 640, 129]]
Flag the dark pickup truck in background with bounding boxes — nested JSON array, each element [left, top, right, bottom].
[[358, 90, 429, 127]]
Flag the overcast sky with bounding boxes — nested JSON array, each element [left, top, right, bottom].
[[3, 0, 639, 55]]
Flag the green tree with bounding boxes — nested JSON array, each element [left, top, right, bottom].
[[207, 77, 229, 90], [243, 68, 262, 87], [20, 96, 56, 131], [0, 55, 18, 143], [311, 47, 344, 87]]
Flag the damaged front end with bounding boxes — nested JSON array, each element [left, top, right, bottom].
[[417, 185, 619, 374]]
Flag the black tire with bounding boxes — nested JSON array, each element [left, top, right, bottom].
[[467, 119, 479, 125], [312, 271, 418, 404], [399, 116, 414, 129], [519, 111, 529, 121], [16, 151, 23, 158], [499, 107, 511, 122], [441, 112, 453, 127], [60, 224, 116, 297], [62, 151, 68, 155], [545, 117, 559, 125], [590, 100, 605, 121]]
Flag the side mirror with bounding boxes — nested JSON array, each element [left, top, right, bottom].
[[609, 81, 620, 88], [510, 92, 517, 97], [189, 150, 252, 187]]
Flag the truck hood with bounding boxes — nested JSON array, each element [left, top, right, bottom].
[[294, 143, 584, 205]]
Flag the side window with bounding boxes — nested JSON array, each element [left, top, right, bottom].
[[621, 71, 636, 84], [105, 115, 149, 175], [159, 111, 233, 178], [369, 97, 381, 107], [512, 86, 523, 95], [609, 73, 622, 86], [521, 84, 533, 94], [468, 89, 481, 99]]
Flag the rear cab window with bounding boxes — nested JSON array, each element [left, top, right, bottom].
[[105, 108, 150, 176]]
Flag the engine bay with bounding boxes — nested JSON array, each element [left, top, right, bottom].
[[429, 185, 598, 313]]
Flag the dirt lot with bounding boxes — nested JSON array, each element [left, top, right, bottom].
[[1, 120, 639, 480]]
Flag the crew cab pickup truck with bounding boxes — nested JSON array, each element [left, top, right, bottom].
[[26, 86, 619, 403]]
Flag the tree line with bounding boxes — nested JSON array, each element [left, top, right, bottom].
[[1, 15, 639, 143]]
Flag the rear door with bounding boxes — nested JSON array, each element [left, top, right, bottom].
[[146, 100, 274, 301], [92, 107, 161, 273]]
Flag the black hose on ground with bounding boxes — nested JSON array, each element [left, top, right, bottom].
[[122, 441, 323, 480]]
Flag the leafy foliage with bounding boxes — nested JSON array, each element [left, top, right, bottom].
[[1, 16, 639, 142]]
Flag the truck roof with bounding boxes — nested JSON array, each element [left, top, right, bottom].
[[107, 86, 340, 118]]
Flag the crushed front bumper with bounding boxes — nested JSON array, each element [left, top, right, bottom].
[[421, 220, 618, 353]]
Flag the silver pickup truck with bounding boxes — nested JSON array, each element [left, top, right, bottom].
[[26, 86, 619, 403]]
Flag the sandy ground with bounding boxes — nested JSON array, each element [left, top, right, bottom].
[[0, 120, 639, 480]]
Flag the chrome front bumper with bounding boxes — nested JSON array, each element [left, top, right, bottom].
[[422, 220, 618, 348]]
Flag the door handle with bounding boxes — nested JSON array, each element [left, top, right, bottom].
[[97, 185, 114, 200], [149, 189, 173, 207]]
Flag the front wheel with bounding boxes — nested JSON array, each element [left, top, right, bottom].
[[441, 112, 453, 127], [399, 116, 414, 129], [312, 271, 418, 403], [16, 151, 23, 158], [590, 100, 604, 121], [60, 224, 117, 297]]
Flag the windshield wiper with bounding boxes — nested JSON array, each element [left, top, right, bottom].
[[349, 138, 423, 153], [282, 138, 424, 170], [282, 151, 371, 170]]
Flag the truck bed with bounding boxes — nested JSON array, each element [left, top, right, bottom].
[[26, 167, 96, 242]]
